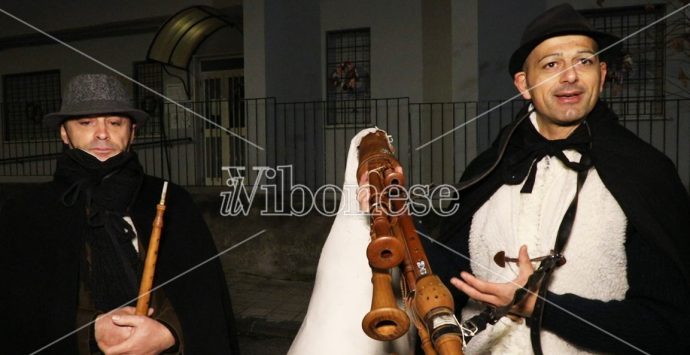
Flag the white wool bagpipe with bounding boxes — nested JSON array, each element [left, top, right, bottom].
[[288, 128, 415, 355]]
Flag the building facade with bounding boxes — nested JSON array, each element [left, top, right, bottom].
[[1, 0, 687, 188]]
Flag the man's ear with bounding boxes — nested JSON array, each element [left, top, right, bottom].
[[514, 72, 532, 100], [59, 123, 71, 146], [129, 123, 137, 144], [599, 61, 608, 92]]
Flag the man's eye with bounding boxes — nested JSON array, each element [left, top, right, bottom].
[[544, 62, 557, 69], [78, 121, 91, 126], [579, 58, 593, 65]]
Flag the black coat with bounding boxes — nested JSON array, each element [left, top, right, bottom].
[[0, 175, 240, 354], [425, 100, 690, 353]]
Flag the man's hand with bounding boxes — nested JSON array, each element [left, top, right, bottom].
[[357, 171, 371, 212], [357, 166, 404, 212], [95, 307, 138, 350], [95, 307, 175, 355], [450, 245, 538, 322]]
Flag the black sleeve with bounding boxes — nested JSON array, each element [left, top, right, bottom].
[[541, 226, 690, 354], [0, 193, 80, 354]]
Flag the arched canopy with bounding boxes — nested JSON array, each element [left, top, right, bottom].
[[147, 6, 237, 70]]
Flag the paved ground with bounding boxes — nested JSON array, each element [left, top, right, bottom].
[[237, 334, 294, 355], [227, 272, 314, 355]]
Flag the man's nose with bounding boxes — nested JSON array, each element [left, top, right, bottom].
[[560, 65, 578, 83], [95, 120, 109, 140]]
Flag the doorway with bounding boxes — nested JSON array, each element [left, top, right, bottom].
[[197, 57, 245, 185]]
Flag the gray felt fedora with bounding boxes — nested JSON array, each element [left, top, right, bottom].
[[43, 74, 149, 128], [508, 3, 621, 76]]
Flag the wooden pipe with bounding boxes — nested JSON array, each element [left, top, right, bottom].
[[135, 181, 168, 316], [362, 268, 411, 340]]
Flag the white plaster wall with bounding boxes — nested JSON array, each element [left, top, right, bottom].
[[243, 0, 267, 99], [0, 0, 239, 35], [264, 0, 321, 102], [320, 0, 424, 101], [0, 1, 243, 89], [0, 34, 155, 91], [452, 0, 479, 102], [423, 0, 452, 102]]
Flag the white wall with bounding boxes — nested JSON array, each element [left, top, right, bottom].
[[265, 0, 321, 102], [0, 35, 155, 92], [423, 0, 452, 102], [243, 0, 322, 102], [0, 0, 240, 35], [243, 0, 267, 99], [320, 0, 424, 101], [0, 0, 243, 91], [451, 0, 479, 102], [245, 0, 459, 102], [476, 0, 545, 101]]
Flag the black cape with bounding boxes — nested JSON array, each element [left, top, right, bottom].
[[425, 100, 690, 353], [0, 175, 240, 354], [439, 100, 690, 284]]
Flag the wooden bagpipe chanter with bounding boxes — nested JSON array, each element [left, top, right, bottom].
[[357, 130, 463, 355]]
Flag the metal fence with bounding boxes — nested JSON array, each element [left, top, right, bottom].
[[1, 97, 689, 189]]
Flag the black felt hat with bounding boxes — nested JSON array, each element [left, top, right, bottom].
[[508, 3, 621, 76], [44, 74, 149, 128]]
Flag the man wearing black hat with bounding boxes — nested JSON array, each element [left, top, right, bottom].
[[427, 4, 690, 354], [0, 74, 240, 354]]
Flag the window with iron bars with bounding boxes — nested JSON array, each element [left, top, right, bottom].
[[582, 4, 666, 118], [133, 61, 164, 135], [326, 28, 371, 125], [2, 70, 61, 141]]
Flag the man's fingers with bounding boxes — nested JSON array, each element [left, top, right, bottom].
[[517, 245, 530, 270], [450, 275, 502, 306], [357, 183, 370, 212], [112, 314, 144, 327], [104, 339, 133, 355], [518, 245, 529, 261], [357, 183, 370, 199], [357, 168, 368, 189], [516, 245, 534, 281], [459, 271, 502, 295]]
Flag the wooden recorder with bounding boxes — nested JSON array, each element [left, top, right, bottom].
[[358, 131, 463, 355]]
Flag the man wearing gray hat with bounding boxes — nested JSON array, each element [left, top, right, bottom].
[[425, 4, 690, 354], [0, 74, 239, 354]]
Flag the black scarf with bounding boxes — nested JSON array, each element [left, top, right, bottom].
[[501, 115, 593, 193], [54, 149, 144, 311]]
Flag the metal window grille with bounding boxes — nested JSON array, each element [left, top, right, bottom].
[[133, 61, 164, 135], [228, 76, 245, 166], [582, 5, 665, 116], [326, 28, 371, 125], [2, 70, 61, 141]]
